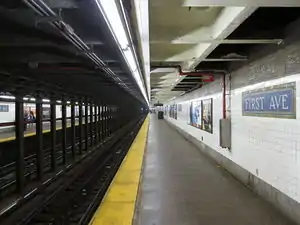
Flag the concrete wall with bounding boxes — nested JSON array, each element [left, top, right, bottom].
[[165, 38, 300, 224]]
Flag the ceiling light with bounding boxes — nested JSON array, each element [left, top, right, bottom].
[[0, 95, 15, 100], [96, 0, 148, 105]]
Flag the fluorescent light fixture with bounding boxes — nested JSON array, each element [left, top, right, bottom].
[[56, 100, 62, 104], [96, 0, 148, 104], [0, 95, 15, 100], [30, 98, 36, 101], [97, 0, 128, 50], [133, 0, 150, 101], [43, 99, 50, 103], [23, 97, 29, 101]]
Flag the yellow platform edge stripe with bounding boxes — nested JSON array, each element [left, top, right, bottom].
[[89, 116, 149, 225], [0, 121, 83, 143]]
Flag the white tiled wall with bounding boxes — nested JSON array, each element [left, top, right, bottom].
[[165, 74, 300, 204]]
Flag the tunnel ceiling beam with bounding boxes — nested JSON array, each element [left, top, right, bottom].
[[183, 0, 300, 7], [43, 0, 78, 8], [167, 7, 256, 69], [148, 4, 258, 103], [0, 38, 105, 47], [150, 39, 283, 45]]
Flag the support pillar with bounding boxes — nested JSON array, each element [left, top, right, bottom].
[[15, 95, 25, 193]]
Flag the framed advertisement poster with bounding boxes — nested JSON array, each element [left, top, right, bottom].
[[189, 100, 202, 129], [202, 98, 213, 133]]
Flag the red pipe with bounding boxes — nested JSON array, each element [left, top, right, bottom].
[[222, 73, 226, 119], [151, 65, 214, 82]]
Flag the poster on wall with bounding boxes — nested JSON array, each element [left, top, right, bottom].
[[42, 107, 51, 120], [0, 105, 9, 112], [178, 104, 182, 112], [242, 82, 296, 119], [202, 98, 213, 133], [189, 101, 202, 128], [169, 104, 178, 119]]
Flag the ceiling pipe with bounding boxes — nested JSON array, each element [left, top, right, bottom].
[[151, 65, 214, 82], [152, 65, 230, 118], [23, 0, 107, 72], [22, 0, 144, 103]]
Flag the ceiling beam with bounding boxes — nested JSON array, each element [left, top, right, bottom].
[[183, 0, 300, 7], [151, 58, 247, 62], [178, 81, 200, 84], [44, 0, 78, 8], [150, 39, 283, 45], [0, 38, 105, 47], [186, 6, 257, 70], [203, 58, 247, 62]]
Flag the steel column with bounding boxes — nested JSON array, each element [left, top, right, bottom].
[[98, 105, 101, 142], [106, 105, 109, 137], [94, 105, 98, 144], [101, 104, 104, 141], [71, 101, 76, 159], [15, 95, 25, 193], [61, 99, 67, 164], [103, 105, 107, 138], [36, 96, 43, 180], [84, 99, 88, 151], [89, 104, 93, 146], [106, 106, 111, 136], [78, 101, 83, 154], [112, 107, 114, 133], [50, 99, 57, 171]]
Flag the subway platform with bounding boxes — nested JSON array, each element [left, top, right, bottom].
[[89, 115, 296, 225]]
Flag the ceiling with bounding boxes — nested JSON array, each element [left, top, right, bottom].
[[0, 0, 147, 106], [149, 2, 223, 103], [148, 0, 300, 104]]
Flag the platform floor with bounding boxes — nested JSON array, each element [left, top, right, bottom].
[[134, 116, 295, 225], [90, 115, 296, 225]]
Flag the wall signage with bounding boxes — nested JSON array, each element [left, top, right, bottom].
[[242, 82, 296, 119]]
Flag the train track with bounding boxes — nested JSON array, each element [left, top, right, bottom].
[[0, 134, 96, 199], [0, 117, 144, 225]]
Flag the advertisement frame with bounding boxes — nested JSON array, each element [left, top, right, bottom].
[[188, 98, 213, 134]]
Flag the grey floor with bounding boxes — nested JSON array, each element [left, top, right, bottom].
[[134, 115, 296, 225]]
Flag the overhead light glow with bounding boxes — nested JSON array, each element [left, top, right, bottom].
[[0, 95, 15, 100], [96, 0, 148, 104]]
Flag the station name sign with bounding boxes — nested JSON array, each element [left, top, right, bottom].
[[242, 82, 296, 119]]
